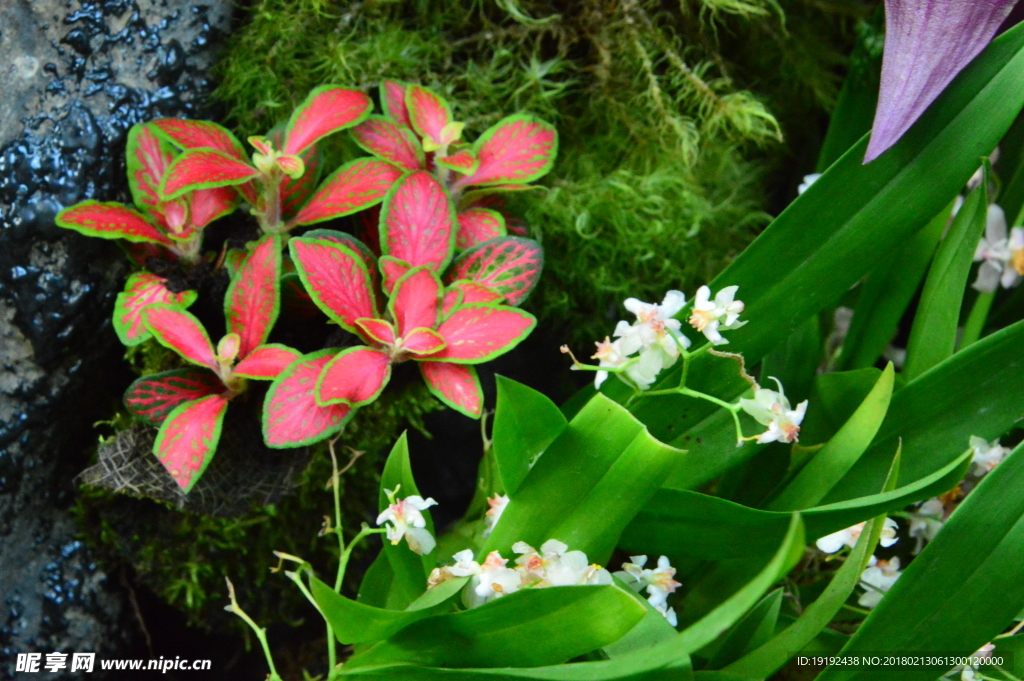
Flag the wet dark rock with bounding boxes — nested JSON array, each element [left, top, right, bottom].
[[0, 1, 231, 678]]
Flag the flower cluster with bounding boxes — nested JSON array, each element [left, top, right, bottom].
[[428, 540, 615, 609], [615, 555, 682, 626], [972, 203, 1024, 292], [376, 487, 438, 555], [858, 556, 902, 608], [571, 286, 747, 392]]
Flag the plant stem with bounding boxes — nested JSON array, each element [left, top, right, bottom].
[[224, 578, 283, 681], [961, 290, 995, 349]]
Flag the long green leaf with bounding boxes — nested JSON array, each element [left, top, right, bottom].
[[345, 586, 645, 670], [623, 450, 970, 562], [492, 376, 567, 497], [610, 24, 1024, 444], [481, 393, 682, 564], [676, 515, 804, 655], [703, 588, 784, 670], [818, 441, 1024, 681], [769, 364, 893, 511], [903, 176, 989, 381]]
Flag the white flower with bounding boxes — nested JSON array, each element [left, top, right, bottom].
[[376, 488, 438, 555], [616, 290, 689, 360], [512, 539, 584, 586], [427, 549, 481, 588], [969, 435, 1010, 476], [615, 555, 681, 615], [954, 643, 996, 681], [591, 337, 628, 390], [907, 497, 944, 553], [483, 493, 509, 537], [973, 205, 1024, 292], [688, 286, 747, 345], [467, 551, 522, 607], [739, 378, 808, 444], [815, 518, 899, 554], [798, 173, 822, 195], [654, 602, 679, 627], [858, 556, 901, 608]]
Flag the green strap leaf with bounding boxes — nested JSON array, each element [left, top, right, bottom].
[[703, 588, 784, 670], [902, 173, 989, 381], [344, 586, 646, 670], [769, 364, 894, 511], [492, 376, 567, 497]]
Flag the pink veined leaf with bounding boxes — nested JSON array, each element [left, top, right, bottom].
[[452, 280, 504, 304], [380, 171, 456, 272], [289, 238, 376, 331], [379, 256, 410, 294], [189, 186, 238, 230], [381, 80, 412, 129], [420, 362, 483, 418], [154, 393, 231, 492], [290, 159, 403, 227], [233, 343, 301, 380], [355, 317, 396, 346], [437, 149, 479, 175], [126, 123, 175, 215], [440, 287, 464, 319], [224, 235, 282, 358], [427, 304, 536, 364], [316, 346, 392, 407], [56, 201, 173, 245], [453, 115, 558, 191], [447, 236, 544, 306], [389, 266, 442, 336], [456, 208, 507, 250], [402, 328, 446, 355], [406, 85, 454, 148], [161, 149, 259, 200], [124, 368, 223, 425], [151, 118, 246, 158], [114, 272, 198, 346], [262, 350, 351, 448], [283, 86, 372, 156], [301, 228, 381, 293], [351, 116, 425, 172], [143, 304, 218, 369]]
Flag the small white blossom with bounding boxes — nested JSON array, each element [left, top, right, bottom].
[[688, 286, 746, 345], [798, 173, 822, 195], [953, 643, 996, 681], [615, 555, 681, 624], [973, 205, 1024, 292], [376, 488, 438, 555], [591, 337, 628, 390], [858, 556, 901, 608], [483, 493, 509, 538], [467, 551, 522, 607], [427, 549, 481, 588], [969, 435, 1010, 476], [815, 518, 899, 554], [739, 378, 808, 444], [614, 292, 690, 380], [907, 497, 945, 553]]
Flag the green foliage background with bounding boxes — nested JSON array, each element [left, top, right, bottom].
[[76, 0, 876, 666]]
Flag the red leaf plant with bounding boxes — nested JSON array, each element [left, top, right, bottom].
[[151, 86, 403, 235], [123, 236, 300, 491], [263, 171, 544, 448], [56, 123, 236, 345], [351, 82, 558, 249]]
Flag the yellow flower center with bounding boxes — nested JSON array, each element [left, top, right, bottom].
[[689, 309, 715, 332], [1012, 247, 1024, 276]]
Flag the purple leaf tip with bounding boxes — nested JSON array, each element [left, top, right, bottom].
[[865, 0, 1019, 163]]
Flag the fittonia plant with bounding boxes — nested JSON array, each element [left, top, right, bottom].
[[54, 83, 556, 491]]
